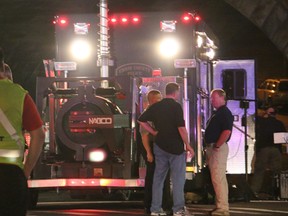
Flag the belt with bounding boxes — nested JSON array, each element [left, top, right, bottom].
[[206, 143, 215, 148]]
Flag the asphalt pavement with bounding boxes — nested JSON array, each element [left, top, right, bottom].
[[26, 190, 288, 216]]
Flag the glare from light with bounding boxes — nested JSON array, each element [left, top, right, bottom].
[[111, 18, 117, 23], [206, 48, 216, 60], [206, 37, 217, 49], [88, 149, 106, 162], [56, 16, 68, 26], [197, 35, 204, 48], [132, 17, 139, 22], [159, 37, 180, 58], [60, 19, 67, 25], [182, 15, 191, 22], [121, 17, 128, 23], [207, 38, 214, 47], [183, 16, 190, 21], [194, 15, 201, 22], [70, 39, 92, 61]]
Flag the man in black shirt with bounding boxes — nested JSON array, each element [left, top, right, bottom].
[[250, 107, 286, 197], [139, 90, 172, 214], [138, 82, 194, 216], [204, 89, 233, 216]]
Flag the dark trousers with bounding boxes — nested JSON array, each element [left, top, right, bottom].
[[0, 163, 28, 216], [251, 147, 282, 194], [144, 159, 172, 211]]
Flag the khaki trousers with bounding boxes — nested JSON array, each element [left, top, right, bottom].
[[206, 143, 229, 210]]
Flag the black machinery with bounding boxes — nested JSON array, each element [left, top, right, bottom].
[[33, 76, 139, 180]]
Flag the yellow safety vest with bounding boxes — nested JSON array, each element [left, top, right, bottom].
[[0, 79, 27, 168]]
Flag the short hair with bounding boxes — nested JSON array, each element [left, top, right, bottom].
[[165, 82, 179, 95], [147, 89, 161, 103], [211, 88, 227, 100]]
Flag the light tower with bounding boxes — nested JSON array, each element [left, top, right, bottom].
[[98, 0, 113, 88]]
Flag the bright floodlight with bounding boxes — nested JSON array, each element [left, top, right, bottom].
[[70, 39, 92, 61], [159, 37, 180, 58], [88, 149, 106, 162]]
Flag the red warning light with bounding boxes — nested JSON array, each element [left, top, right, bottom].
[[121, 17, 128, 23], [132, 17, 140, 23], [181, 13, 201, 23], [194, 15, 201, 22], [182, 15, 191, 22], [55, 16, 68, 26], [109, 14, 141, 26], [110, 17, 117, 23], [60, 19, 67, 24]]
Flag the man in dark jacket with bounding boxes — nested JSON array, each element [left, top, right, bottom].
[[251, 107, 287, 197]]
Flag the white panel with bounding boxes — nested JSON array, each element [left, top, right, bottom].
[[213, 59, 256, 174]]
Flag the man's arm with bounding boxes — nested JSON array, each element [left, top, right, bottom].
[[23, 127, 45, 178], [141, 131, 154, 162], [178, 126, 195, 157], [138, 121, 158, 136], [214, 130, 231, 148], [22, 94, 45, 178]]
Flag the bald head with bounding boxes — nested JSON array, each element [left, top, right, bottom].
[[210, 89, 227, 109]]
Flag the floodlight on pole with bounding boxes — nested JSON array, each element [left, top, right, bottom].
[[70, 39, 92, 61], [205, 48, 216, 60], [196, 35, 204, 48], [98, 0, 113, 88], [159, 37, 181, 58], [195, 31, 217, 60]]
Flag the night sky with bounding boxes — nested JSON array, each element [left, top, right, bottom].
[[0, 0, 287, 97]]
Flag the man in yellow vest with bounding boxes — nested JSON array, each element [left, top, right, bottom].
[[0, 61, 45, 215], [0, 47, 13, 81]]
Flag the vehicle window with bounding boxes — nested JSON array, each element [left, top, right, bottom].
[[267, 82, 274, 90], [272, 82, 277, 91], [278, 81, 288, 91], [259, 81, 267, 89]]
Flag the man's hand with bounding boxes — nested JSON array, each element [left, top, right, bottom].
[[147, 152, 154, 163], [138, 121, 158, 136], [151, 130, 158, 136], [186, 144, 195, 158]]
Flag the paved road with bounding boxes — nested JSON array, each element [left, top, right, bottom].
[[28, 200, 288, 216]]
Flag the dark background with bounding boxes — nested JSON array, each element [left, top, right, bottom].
[[0, 0, 287, 97]]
